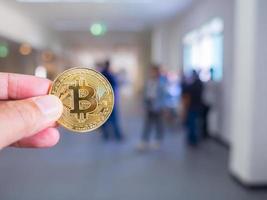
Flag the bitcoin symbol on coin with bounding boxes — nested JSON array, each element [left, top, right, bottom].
[[49, 67, 114, 133], [69, 80, 98, 118]]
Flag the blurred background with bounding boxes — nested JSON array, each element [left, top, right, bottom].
[[0, 0, 267, 199]]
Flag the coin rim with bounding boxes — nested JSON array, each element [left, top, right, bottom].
[[49, 67, 115, 133]]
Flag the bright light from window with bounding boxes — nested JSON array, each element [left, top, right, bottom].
[[35, 66, 47, 78], [191, 44, 199, 67], [210, 18, 224, 34], [200, 36, 213, 69], [183, 17, 224, 81]]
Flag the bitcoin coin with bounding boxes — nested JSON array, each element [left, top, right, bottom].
[[49, 67, 114, 133]]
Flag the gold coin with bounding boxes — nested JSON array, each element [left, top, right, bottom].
[[49, 67, 114, 133]]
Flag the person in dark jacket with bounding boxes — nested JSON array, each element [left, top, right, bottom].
[[185, 70, 203, 146], [101, 60, 123, 141]]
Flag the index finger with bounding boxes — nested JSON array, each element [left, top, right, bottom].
[[0, 73, 52, 100]]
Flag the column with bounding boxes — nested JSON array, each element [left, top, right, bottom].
[[229, 0, 267, 185]]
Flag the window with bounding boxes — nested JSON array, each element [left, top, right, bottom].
[[183, 18, 224, 81]]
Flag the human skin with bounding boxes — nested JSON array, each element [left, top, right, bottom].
[[0, 73, 63, 149]]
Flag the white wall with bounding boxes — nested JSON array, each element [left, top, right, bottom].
[[151, 0, 234, 143], [151, 22, 173, 68], [229, 0, 257, 183], [251, 0, 267, 182], [230, 0, 267, 184], [0, 1, 56, 49]]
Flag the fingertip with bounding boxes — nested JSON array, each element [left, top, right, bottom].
[[48, 128, 60, 147], [33, 95, 63, 122]]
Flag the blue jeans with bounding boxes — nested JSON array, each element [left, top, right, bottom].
[[186, 110, 200, 145], [142, 110, 163, 142], [101, 108, 122, 140]]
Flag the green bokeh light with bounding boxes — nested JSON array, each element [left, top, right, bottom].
[[0, 44, 8, 58], [90, 23, 107, 36]]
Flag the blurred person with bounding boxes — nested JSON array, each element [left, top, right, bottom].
[[138, 65, 165, 151], [95, 61, 104, 72], [159, 67, 168, 86], [202, 68, 220, 138], [180, 73, 190, 125], [162, 71, 181, 130], [0, 73, 63, 149], [100, 60, 124, 141], [184, 70, 203, 146]]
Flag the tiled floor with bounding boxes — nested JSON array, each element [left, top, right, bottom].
[[0, 98, 267, 200]]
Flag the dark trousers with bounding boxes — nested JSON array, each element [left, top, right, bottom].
[[142, 110, 163, 142], [101, 109, 122, 141], [202, 104, 210, 138], [186, 110, 200, 145]]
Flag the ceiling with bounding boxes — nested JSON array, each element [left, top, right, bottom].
[[7, 0, 194, 32]]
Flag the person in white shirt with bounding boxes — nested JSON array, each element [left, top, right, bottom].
[[138, 65, 165, 150], [202, 68, 220, 138]]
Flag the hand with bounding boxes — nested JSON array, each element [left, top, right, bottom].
[[0, 73, 63, 149]]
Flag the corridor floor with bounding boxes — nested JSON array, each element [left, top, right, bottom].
[[1, 98, 267, 200]]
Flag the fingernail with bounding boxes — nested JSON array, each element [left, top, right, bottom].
[[34, 95, 63, 120]]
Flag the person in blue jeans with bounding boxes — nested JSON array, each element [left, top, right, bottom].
[[184, 70, 203, 146], [100, 60, 123, 141], [138, 65, 165, 150]]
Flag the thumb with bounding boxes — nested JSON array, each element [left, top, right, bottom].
[[0, 95, 63, 149]]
